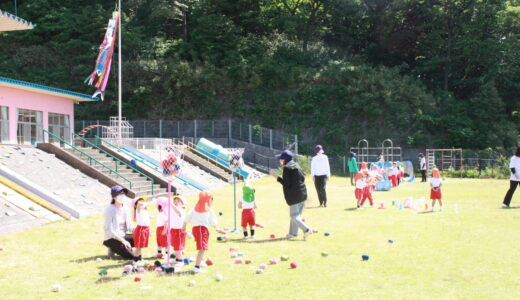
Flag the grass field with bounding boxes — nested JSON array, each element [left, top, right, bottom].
[[1, 176, 520, 300]]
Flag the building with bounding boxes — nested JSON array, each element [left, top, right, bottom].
[[0, 77, 97, 144]]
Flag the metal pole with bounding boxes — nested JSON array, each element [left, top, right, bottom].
[[159, 120, 162, 138], [295, 135, 298, 156], [269, 129, 272, 149], [228, 119, 232, 140], [167, 178, 172, 266], [194, 120, 197, 139], [14, 0, 17, 16], [118, 0, 122, 140], [249, 124, 252, 144], [343, 156, 346, 174]]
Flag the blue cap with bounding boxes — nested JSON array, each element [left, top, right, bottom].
[[111, 185, 129, 198], [315, 145, 323, 154], [275, 150, 294, 162]]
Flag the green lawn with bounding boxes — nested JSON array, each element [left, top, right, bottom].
[[1, 176, 520, 300]]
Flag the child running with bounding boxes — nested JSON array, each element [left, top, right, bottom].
[[430, 168, 443, 211], [354, 172, 365, 208], [132, 196, 150, 262], [360, 171, 374, 208], [238, 182, 257, 240], [184, 191, 218, 273]]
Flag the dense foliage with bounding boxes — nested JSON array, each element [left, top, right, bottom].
[[1, 0, 519, 153]]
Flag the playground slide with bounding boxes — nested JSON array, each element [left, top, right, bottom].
[[403, 160, 415, 182], [0, 166, 80, 218], [121, 147, 207, 191], [194, 139, 250, 179]]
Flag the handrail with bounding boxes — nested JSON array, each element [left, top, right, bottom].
[[42, 129, 132, 189], [95, 135, 160, 173], [78, 133, 154, 195]]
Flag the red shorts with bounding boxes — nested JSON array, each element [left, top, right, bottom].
[[170, 228, 186, 251], [389, 175, 397, 187], [355, 188, 363, 200], [241, 209, 256, 227], [192, 226, 209, 251], [430, 188, 442, 200], [133, 225, 150, 248], [156, 226, 168, 248]]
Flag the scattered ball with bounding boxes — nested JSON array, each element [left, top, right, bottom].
[[165, 267, 175, 274], [237, 252, 244, 257], [255, 269, 263, 274], [362, 254, 370, 261], [230, 253, 238, 258], [324, 232, 330, 236], [183, 258, 190, 265], [155, 267, 163, 273], [215, 274, 223, 282], [223, 227, 229, 231], [205, 259, 214, 266], [388, 239, 394, 244], [245, 259, 252, 264], [51, 284, 61, 292], [270, 234, 276, 239], [154, 260, 162, 267], [235, 258, 244, 264], [137, 268, 145, 273], [280, 255, 289, 261], [98, 269, 108, 276], [321, 251, 329, 257], [131, 268, 138, 273], [124, 265, 133, 272], [122, 270, 130, 276], [96, 257, 103, 262], [0, 246, 4, 251], [312, 229, 319, 233], [134, 276, 142, 282], [259, 264, 267, 270], [269, 258, 278, 265], [188, 280, 196, 287], [219, 212, 223, 216], [290, 262, 298, 269]]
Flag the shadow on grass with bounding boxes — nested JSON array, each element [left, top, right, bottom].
[[95, 276, 122, 284], [228, 237, 303, 243], [70, 255, 112, 263], [161, 270, 195, 277], [417, 211, 434, 214], [499, 206, 520, 209], [344, 208, 358, 211], [305, 206, 324, 210], [97, 261, 133, 270]]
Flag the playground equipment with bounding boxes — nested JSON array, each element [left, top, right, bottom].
[[426, 149, 463, 173], [350, 139, 402, 165], [102, 116, 134, 141], [77, 125, 114, 137], [194, 138, 249, 179]]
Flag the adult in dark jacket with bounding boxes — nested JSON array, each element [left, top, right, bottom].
[[270, 150, 314, 240]]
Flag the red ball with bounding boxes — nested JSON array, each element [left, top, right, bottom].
[[270, 234, 276, 239], [134, 276, 142, 282], [290, 262, 298, 269], [205, 259, 213, 266]]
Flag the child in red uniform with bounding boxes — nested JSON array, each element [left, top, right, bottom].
[[132, 196, 149, 261], [430, 168, 443, 211], [354, 172, 364, 208], [184, 191, 218, 273], [238, 182, 257, 240], [360, 171, 374, 207], [155, 197, 169, 258], [170, 195, 187, 267]]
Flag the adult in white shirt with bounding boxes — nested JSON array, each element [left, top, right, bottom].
[[502, 148, 520, 208], [311, 145, 331, 207], [419, 153, 427, 182]]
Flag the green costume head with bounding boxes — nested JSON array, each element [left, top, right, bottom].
[[242, 182, 255, 203]]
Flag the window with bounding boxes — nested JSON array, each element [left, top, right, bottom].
[[17, 109, 43, 145], [0, 106, 8, 143], [48, 113, 70, 144]]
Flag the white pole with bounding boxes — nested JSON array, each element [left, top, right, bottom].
[[118, 0, 122, 140]]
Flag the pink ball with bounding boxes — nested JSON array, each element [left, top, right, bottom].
[[155, 267, 163, 273], [259, 264, 267, 270], [234, 259, 243, 264], [137, 268, 145, 273], [124, 265, 133, 272], [269, 258, 278, 265], [290, 262, 298, 269], [223, 227, 229, 231]]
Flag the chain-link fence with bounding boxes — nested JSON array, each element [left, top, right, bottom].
[[75, 120, 297, 152]]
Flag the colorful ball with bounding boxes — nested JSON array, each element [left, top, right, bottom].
[[98, 269, 108, 276], [215, 274, 223, 281], [259, 264, 267, 270], [362, 254, 369, 261], [290, 262, 298, 269], [188, 280, 196, 287], [205, 259, 214, 266], [124, 265, 133, 272], [256, 269, 263, 274], [134, 276, 141, 282], [51, 284, 61, 292]]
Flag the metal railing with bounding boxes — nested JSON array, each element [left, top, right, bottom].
[[41, 129, 133, 189], [72, 132, 155, 195]]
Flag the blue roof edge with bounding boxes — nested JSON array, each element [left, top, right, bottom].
[[0, 9, 36, 28], [0, 76, 99, 102]]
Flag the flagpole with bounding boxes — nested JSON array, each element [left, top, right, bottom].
[[118, 0, 122, 140]]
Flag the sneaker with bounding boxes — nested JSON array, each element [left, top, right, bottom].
[[439, 206, 443, 212], [285, 233, 296, 239], [200, 261, 207, 267], [502, 203, 510, 209], [192, 267, 207, 273], [174, 260, 184, 267], [250, 235, 255, 239], [242, 236, 248, 240], [303, 229, 314, 241]]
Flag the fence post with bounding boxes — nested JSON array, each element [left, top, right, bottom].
[[82, 120, 85, 131], [159, 120, 163, 138], [228, 119, 232, 140], [343, 156, 346, 174], [239, 123, 242, 140], [269, 129, 272, 149], [194, 120, 197, 139], [143, 120, 147, 137], [177, 121, 180, 138], [96, 120, 100, 137], [249, 124, 252, 144], [260, 128, 262, 145], [212, 120, 214, 137]]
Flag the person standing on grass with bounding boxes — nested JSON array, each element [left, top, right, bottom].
[[102, 185, 139, 261], [311, 145, 331, 207], [348, 152, 358, 186], [502, 147, 520, 208], [270, 150, 314, 240], [430, 168, 443, 212], [419, 153, 427, 182]]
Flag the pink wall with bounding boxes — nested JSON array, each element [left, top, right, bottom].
[[0, 86, 75, 143]]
